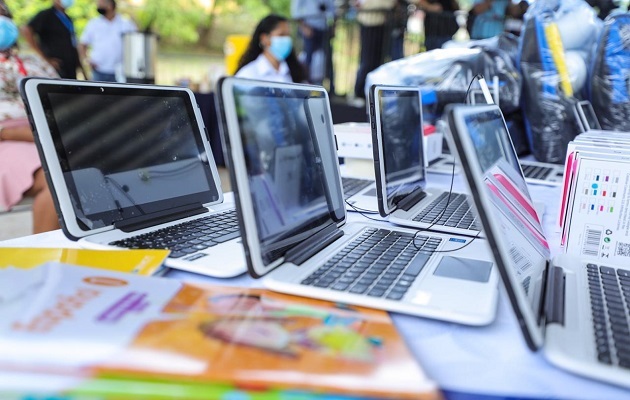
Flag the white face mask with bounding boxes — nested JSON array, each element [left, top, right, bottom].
[[60, 0, 75, 9]]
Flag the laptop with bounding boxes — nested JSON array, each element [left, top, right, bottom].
[[445, 103, 630, 388], [428, 152, 565, 187], [216, 77, 499, 326], [369, 85, 481, 238], [20, 78, 246, 278], [575, 100, 603, 133]]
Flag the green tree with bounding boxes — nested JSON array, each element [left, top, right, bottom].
[[7, 0, 97, 35]]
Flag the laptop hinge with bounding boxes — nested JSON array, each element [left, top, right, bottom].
[[543, 263, 566, 326], [395, 187, 427, 212], [284, 223, 344, 266], [114, 203, 206, 233]]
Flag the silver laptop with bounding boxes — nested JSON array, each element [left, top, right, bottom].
[[575, 100, 603, 133], [428, 152, 565, 187], [369, 85, 481, 238], [20, 78, 245, 278], [446, 103, 630, 388], [216, 77, 499, 326]]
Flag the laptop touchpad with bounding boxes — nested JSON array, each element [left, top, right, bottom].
[[433, 256, 492, 283]]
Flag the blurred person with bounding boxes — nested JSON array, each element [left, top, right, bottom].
[[416, 0, 459, 50], [469, 0, 509, 40], [504, 1, 528, 36], [21, 0, 82, 79], [353, 0, 397, 99], [390, 0, 410, 60], [291, 0, 335, 84], [0, 3, 59, 233], [79, 0, 137, 82], [236, 14, 307, 83]]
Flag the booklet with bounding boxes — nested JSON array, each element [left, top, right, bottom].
[[0, 263, 438, 400], [0, 247, 170, 276]]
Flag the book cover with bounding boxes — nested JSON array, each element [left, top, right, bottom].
[[0, 263, 438, 400], [0, 247, 170, 276]]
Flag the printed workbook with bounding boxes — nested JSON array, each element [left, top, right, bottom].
[[0, 247, 169, 276], [0, 263, 438, 400]]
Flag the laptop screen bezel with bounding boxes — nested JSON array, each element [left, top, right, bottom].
[[217, 77, 346, 278], [20, 78, 224, 240], [445, 104, 546, 351], [370, 85, 425, 217]]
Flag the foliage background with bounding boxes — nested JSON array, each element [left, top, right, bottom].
[[5, 0, 291, 51]]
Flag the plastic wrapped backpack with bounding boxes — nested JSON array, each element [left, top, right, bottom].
[[589, 13, 630, 132]]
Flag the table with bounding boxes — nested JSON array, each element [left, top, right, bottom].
[[2, 176, 629, 400]]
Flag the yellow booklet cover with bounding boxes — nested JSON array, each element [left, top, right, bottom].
[[0, 262, 439, 400], [0, 247, 169, 276]]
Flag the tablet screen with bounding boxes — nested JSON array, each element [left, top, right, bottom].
[[39, 84, 218, 230], [231, 83, 344, 264], [377, 88, 424, 212]]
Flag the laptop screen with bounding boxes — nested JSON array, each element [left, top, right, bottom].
[[38, 84, 219, 230], [230, 83, 344, 264], [449, 104, 549, 347], [376, 87, 424, 211]]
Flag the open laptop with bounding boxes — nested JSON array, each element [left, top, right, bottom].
[[574, 100, 603, 133], [428, 152, 565, 187], [446, 103, 630, 388], [216, 77, 499, 326], [369, 85, 480, 238], [20, 78, 245, 278]]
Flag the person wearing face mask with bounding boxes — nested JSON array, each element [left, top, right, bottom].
[[0, 2, 60, 234], [79, 0, 137, 82], [236, 14, 307, 83], [21, 0, 83, 79]]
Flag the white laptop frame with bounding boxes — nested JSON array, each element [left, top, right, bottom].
[[21, 78, 225, 240], [217, 77, 345, 278]]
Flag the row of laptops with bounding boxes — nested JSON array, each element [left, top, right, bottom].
[[21, 78, 629, 388]]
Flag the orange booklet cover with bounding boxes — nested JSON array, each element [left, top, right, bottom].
[[0, 262, 438, 399]]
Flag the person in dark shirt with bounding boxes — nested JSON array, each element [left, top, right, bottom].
[[417, 0, 459, 50], [21, 0, 82, 79]]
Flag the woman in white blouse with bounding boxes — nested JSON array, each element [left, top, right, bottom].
[[236, 14, 306, 83]]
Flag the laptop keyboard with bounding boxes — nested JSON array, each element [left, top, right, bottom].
[[110, 210, 239, 259], [587, 264, 630, 369], [412, 192, 479, 230], [300, 228, 441, 300], [342, 177, 372, 199], [522, 164, 552, 180]]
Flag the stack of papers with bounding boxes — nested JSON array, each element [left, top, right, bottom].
[[0, 263, 438, 400], [559, 130, 630, 263]]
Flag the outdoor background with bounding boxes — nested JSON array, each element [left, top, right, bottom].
[[5, 0, 480, 96]]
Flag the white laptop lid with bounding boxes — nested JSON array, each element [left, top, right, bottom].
[[445, 104, 552, 350], [368, 85, 425, 217], [20, 78, 224, 240], [217, 77, 346, 278]]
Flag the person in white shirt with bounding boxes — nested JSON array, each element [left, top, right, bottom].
[[235, 14, 306, 83], [79, 0, 136, 82]]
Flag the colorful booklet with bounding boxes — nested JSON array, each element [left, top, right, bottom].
[[0, 263, 438, 400], [0, 247, 170, 276]]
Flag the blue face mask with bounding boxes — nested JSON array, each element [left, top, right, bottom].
[[0, 16, 18, 51], [61, 0, 74, 9], [269, 36, 292, 62]]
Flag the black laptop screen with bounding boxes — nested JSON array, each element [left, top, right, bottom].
[[231, 83, 344, 265], [378, 89, 424, 211], [38, 84, 218, 230]]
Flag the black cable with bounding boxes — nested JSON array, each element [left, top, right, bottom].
[[344, 200, 384, 222], [408, 73, 485, 253], [344, 200, 379, 214]]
